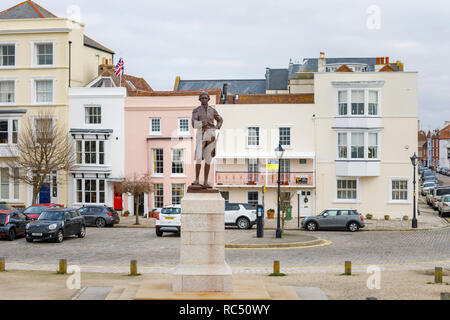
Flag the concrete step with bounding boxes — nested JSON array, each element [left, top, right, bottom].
[[119, 285, 140, 300], [264, 283, 299, 300], [105, 286, 125, 300]]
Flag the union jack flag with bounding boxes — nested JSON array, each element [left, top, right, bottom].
[[115, 58, 124, 76]]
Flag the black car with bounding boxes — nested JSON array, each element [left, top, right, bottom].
[[78, 206, 120, 228], [26, 208, 86, 243], [0, 211, 29, 241]]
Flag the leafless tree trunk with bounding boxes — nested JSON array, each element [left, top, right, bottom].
[[116, 174, 152, 225], [6, 109, 75, 205]]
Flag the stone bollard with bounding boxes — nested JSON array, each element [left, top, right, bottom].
[[273, 261, 280, 275], [441, 292, 450, 300], [345, 261, 352, 275], [435, 267, 443, 284], [58, 259, 67, 274], [130, 260, 138, 276], [0, 257, 5, 272]]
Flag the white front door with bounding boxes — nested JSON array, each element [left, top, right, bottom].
[[299, 191, 312, 217]]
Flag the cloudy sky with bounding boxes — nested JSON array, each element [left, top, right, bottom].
[[4, 0, 449, 131]]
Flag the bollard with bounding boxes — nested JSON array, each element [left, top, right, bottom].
[[273, 261, 280, 275], [58, 259, 67, 274], [441, 293, 450, 300], [0, 257, 5, 272], [435, 267, 443, 284], [130, 260, 138, 276], [345, 261, 352, 276]]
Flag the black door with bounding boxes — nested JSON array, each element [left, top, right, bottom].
[[63, 212, 74, 236], [134, 194, 145, 216]]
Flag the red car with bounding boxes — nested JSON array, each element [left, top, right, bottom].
[[23, 204, 64, 220]]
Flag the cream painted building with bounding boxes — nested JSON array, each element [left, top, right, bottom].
[[0, 1, 114, 206], [213, 55, 418, 220]]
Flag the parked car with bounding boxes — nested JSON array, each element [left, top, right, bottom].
[[437, 195, 450, 217], [302, 209, 365, 232], [422, 171, 435, 181], [225, 203, 257, 229], [26, 208, 85, 243], [78, 206, 120, 228], [421, 182, 437, 196], [426, 186, 437, 205], [23, 204, 64, 220], [0, 211, 29, 241], [431, 186, 450, 210], [442, 168, 450, 176], [156, 205, 181, 237]]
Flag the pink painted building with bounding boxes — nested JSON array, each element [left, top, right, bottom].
[[124, 90, 220, 216]]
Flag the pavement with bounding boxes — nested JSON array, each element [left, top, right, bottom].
[[0, 270, 448, 300]]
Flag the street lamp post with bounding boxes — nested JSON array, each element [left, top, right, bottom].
[[275, 144, 285, 239], [410, 153, 418, 229]]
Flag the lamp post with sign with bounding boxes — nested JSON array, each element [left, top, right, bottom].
[[410, 153, 418, 229], [275, 144, 285, 239]]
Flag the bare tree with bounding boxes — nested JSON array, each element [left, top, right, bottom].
[[280, 191, 295, 233], [6, 109, 75, 205], [116, 173, 152, 225]]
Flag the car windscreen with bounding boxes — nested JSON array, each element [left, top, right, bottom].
[[161, 208, 181, 215], [0, 214, 8, 225], [24, 206, 47, 214], [436, 188, 450, 196], [38, 211, 64, 221], [423, 183, 435, 187]]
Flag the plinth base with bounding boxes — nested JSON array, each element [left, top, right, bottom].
[[135, 280, 273, 300], [173, 264, 232, 292]]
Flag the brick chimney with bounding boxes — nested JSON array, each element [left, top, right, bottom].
[[318, 52, 326, 72], [98, 58, 114, 76]]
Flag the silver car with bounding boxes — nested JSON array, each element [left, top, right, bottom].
[[437, 195, 450, 217], [431, 186, 450, 210], [301, 209, 365, 232], [421, 182, 437, 196]]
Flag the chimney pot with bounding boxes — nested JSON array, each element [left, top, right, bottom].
[[381, 57, 385, 64], [386, 57, 390, 64]]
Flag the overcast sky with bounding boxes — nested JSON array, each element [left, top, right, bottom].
[[4, 0, 450, 131]]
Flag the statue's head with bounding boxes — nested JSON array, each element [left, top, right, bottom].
[[199, 92, 210, 105]]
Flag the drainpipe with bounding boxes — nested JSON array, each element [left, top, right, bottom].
[[68, 41, 72, 88]]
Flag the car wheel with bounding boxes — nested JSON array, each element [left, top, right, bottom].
[[7, 229, 16, 241], [95, 218, 106, 228], [156, 230, 163, 237], [26, 237, 33, 243], [78, 225, 86, 238], [306, 221, 318, 231], [236, 217, 250, 230], [348, 222, 359, 232], [55, 230, 64, 243]]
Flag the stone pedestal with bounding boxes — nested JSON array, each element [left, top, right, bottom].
[[172, 191, 232, 292]]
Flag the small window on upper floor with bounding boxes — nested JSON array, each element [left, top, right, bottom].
[[85, 106, 101, 124], [150, 118, 161, 135], [35, 42, 53, 66], [0, 44, 15, 67]]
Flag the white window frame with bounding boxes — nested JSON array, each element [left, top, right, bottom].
[[31, 77, 55, 105], [171, 148, 185, 177], [279, 126, 292, 148], [153, 183, 164, 209], [247, 191, 259, 206], [0, 167, 21, 201], [30, 40, 55, 68], [0, 118, 19, 146], [247, 126, 260, 148], [85, 105, 102, 125], [75, 139, 107, 166], [75, 178, 106, 205], [171, 184, 185, 205], [150, 118, 162, 135], [152, 149, 164, 177], [334, 177, 360, 204], [178, 118, 190, 136], [0, 41, 17, 69], [335, 131, 380, 161], [0, 78, 17, 106], [335, 88, 382, 118], [388, 177, 411, 204]]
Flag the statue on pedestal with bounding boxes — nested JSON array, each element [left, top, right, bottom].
[[189, 91, 223, 192]]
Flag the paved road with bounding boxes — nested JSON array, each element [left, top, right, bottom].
[[1, 226, 448, 274]]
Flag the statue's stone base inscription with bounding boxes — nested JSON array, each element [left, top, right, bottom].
[[172, 191, 232, 292]]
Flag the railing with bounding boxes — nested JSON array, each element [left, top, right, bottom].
[[215, 172, 314, 187]]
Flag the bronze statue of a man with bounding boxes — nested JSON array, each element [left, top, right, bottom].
[[190, 91, 223, 189]]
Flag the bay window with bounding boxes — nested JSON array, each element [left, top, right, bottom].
[[351, 90, 365, 115], [368, 91, 379, 115], [368, 133, 378, 159], [76, 178, 105, 204], [76, 140, 106, 165], [338, 133, 348, 159], [351, 133, 364, 159], [337, 131, 380, 160]]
